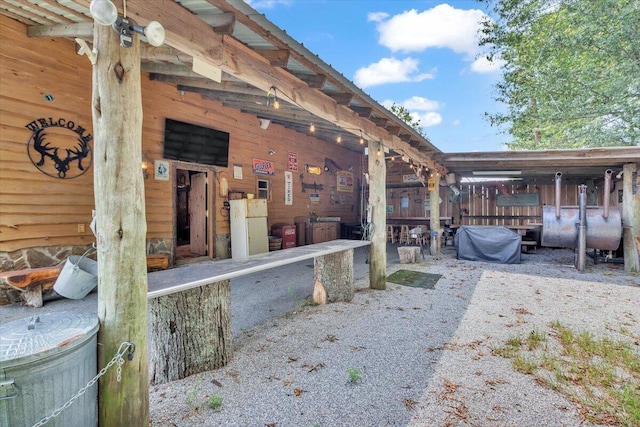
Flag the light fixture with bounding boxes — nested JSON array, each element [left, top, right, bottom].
[[141, 152, 149, 179], [267, 86, 280, 109], [268, 149, 276, 156], [309, 122, 315, 133], [90, 0, 118, 26], [472, 170, 522, 176], [336, 135, 342, 144], [113, 17, 165, 48], [377, 147, 382, 156], [359, 130, 365, 145]]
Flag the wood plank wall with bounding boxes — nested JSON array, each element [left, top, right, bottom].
[[0, 16, 362, 254], [385, 165, 452, 219]]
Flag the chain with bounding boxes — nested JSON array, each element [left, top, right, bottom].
[[31, 341, 134, 427]]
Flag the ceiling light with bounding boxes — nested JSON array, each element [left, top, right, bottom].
[[472, 170, 522, 176], [114, 17, 165, 48], [309, 123, 315, 133]]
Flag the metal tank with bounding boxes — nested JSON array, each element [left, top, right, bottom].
[[542, 170, 622, 251]]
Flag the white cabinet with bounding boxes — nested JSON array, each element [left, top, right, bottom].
[[230, 199, 269, 258]]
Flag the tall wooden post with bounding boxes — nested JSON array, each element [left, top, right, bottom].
[[368, 141, 386, 290], [429, 173, 441, 258], [622, 163, 640, 272], [92, 23, 149, 426]]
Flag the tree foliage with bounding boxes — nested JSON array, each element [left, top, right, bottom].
[[389, 103, 426, 137], [479, 0, 640, 149]]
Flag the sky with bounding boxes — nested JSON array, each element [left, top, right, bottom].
[[246, 0, 510, 153]]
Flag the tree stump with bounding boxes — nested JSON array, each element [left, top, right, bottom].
[[149, 279, 232, 384], [398, 246, 421, 263], [313, 249, 354, 303]]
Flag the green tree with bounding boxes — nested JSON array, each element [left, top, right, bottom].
[[389, 103, 426, 138], [479, 0, 640, 149]]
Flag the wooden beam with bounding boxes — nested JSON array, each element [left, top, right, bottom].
[[371, 117, 388, 127], [256, 49, 290, 67], [386, 125, 401, 136], [328, 93, 353, 105], [141, 46, 192, 62], [142, 62, 199, 77], [350, 106, 372, 118], [27, 22, 94, 38], [199, 11, 236, 34], [291, 72, 327, 89]]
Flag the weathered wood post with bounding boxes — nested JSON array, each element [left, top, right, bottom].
[[429, 173, 441, 258], [92, 22, 149, 426], [368, 141, 387, 290], [622, 163, 640, 272]]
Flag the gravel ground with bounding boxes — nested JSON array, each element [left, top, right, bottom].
[[2, 245, 638, 426], [147, 247, 639, 427]]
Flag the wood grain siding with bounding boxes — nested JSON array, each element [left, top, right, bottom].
[[0, 16, 363, 254]]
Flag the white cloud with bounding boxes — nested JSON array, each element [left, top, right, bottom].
[[374, 4, 488, 57], [415, 111, 442, 127], [452, 119, 461, 126], [367, 12, 389, 23], [402, 96, 440, 112], [470, 56, 504, 73], [353, 57, 434, 88], [245, 0, 293, 9], [382, 96, 443, 128]]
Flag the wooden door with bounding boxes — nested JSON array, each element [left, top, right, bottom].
[[189, 172, 207, 255]]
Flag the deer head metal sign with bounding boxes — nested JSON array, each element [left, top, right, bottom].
[[25, 117, 93, 179]]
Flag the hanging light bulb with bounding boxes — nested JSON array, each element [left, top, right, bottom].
[[377, 147, 382, 156], [336, 135, 342, 143], [359, 130, 365, 145], [309, 123, 315, 133]]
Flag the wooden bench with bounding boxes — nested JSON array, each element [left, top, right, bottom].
[[146, 239, 371, 384]]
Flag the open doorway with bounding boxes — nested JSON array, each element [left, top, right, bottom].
[[175, 168, 209, 262]]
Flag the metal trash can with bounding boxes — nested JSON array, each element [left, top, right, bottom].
[[0, 312, 99, 427]]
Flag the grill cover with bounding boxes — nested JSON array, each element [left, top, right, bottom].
[[455, 225, 521, 264]]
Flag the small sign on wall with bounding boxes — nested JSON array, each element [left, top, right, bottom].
[[154, 160, 169, 181], [233, 164, 243, 180], [253, 158, 275, 176], [284, 171, 293, 205], [288, 151, 298, 171], [336, 170, 353, 192], [403, 174, 424, 184]]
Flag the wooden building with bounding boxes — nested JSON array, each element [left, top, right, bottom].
[[1, 1, 639, 275]]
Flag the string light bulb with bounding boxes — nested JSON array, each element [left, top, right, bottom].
[[309, 123, 315, 133], [359, 130, 365, 145], [377, 147, 382, 156], [268, 86, 280, 109], [336, 135, 342, 143]]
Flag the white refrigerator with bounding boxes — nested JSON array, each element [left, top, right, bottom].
[[230, 199, 269, 258]]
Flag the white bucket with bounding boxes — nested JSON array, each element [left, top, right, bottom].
[[53, 254, 98, 300]]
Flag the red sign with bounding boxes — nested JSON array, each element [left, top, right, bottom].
[[288, 151, 298, 171], [252, 158, 275, 175]]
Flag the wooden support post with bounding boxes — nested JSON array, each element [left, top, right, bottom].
[[622, 163, 640, 272], [149, 280, 232, 384], [368, 141, 387, 290], [92, 23, 149, 425], [429, 175, 441, 258], [313, 249, 354, 303]]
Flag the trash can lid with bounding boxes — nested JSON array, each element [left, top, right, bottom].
[[0, 312, 99, 366]]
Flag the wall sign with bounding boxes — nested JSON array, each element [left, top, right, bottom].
[[25, 117, 93, 179], [336, 170, 353, 192], [252, 158, 275, 176], [284, 171, 293, 205], [403, 174, 424, 184], [287, 151, 298, 171], [154, 160, 169, 181]]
